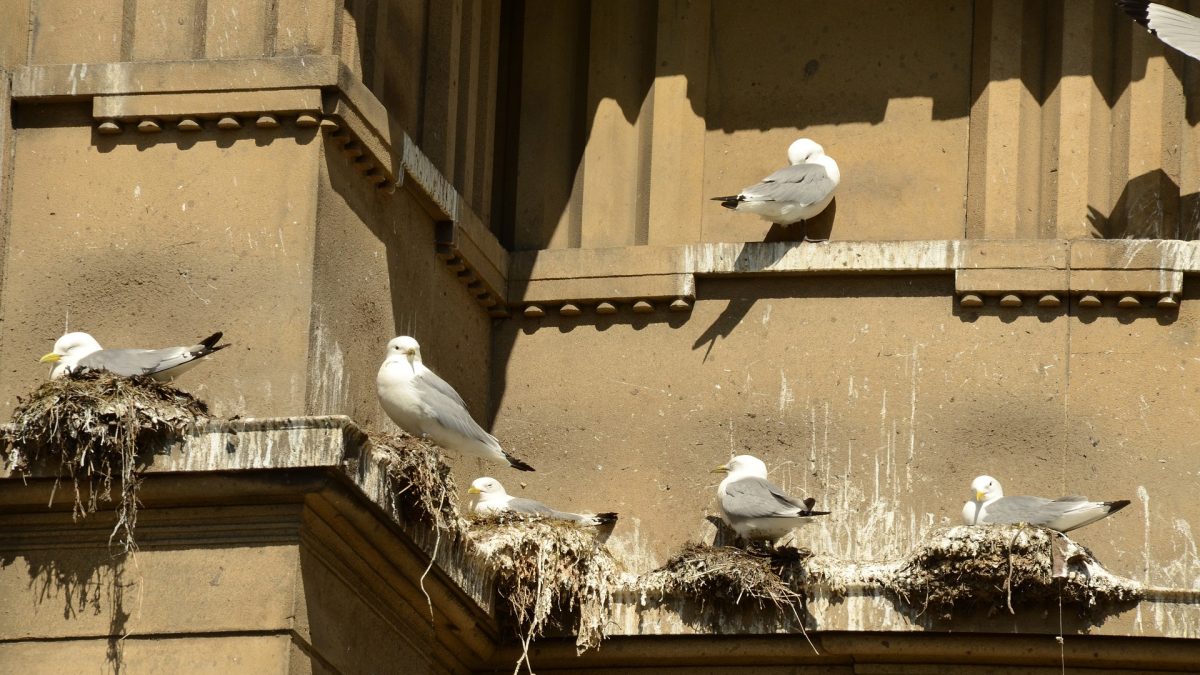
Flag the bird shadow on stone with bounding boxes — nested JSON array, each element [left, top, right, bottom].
[[761, 199, 837, 245], [1086, 169, 1200, 241]]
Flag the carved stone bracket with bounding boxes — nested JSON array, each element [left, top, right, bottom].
[[955, 240, 1190, 311]]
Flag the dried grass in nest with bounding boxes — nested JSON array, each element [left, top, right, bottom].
[[639, 542, 811, 620], [370, 431, 470, 622], [370, 431, 467, 538], [883, 525, 1143, 620], [3, 371, 209, 552], [468, 514, 619, 667]]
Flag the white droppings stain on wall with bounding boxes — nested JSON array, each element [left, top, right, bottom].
[[778, 369, 793, 413], [1134, 485, 1151, 634], [308, 313, 349, 415]]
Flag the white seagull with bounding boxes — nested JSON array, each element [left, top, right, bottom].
[[712, 138, 840, 228], [962, 475, 1130, 533], [39, 331, 228, 381], [1119, 2, 1200, 61], [467, 476, 617, 525], [376, 336, 534, 471], [713, 454, 829, 542]]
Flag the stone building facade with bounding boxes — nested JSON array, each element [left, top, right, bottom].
[[1, 1, 1199, 672]]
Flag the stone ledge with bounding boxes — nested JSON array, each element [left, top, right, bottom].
[[509, 239, 1200, 318], [1, 415, 495, 619], [10, 57, 339, 99], [3, 415, 1200, 670]]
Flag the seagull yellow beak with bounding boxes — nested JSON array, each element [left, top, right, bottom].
[[467, 486, 481, 494], [711, 464, 728, 474], [976, 491, 986, 501], [39, 352, 60, 363]]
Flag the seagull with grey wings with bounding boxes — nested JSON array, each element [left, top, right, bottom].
[[40, 331, 228, 381], [1118, 1, 1200, 61], [711, 138, 840, 235], [962, 475, 1130, 533], [713, 454, 829, 544], [468, 476, 617, 526], [376, 336, 535, 471]]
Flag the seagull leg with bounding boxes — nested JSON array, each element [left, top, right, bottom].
[[801, 221, 828, 243]]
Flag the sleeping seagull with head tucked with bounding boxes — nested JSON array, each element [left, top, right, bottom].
[[962, 475, 1130, 533], [376, 336, 535, 471], [40, 331, 228, 381], [713, 454, 830, 543], [711, 138, 840, 232], [468, 476, 617, 525]]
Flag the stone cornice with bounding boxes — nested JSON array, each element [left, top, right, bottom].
[[10, 59, 1200, 319], [4, 415, 1200, 666], [510, 239, 1200, 318]]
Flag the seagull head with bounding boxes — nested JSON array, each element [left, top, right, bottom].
[[40, 332, 102, 379], [787, 138, 826, 165], [712, 454, 769, 481], [468, 476, 507, 498], [385, 336, 422, 364], [969, 475, 1003, 503]]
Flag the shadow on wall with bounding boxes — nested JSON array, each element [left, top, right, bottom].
[[1088, 169, 1200, 241], [690, 275, 953, 362], [499, 0, 1178, 249], [0, 539, 133, 673]]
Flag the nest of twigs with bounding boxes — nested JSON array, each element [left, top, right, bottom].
[[638, 542, 811, 621], [370, 431, 467, 539], [882, 525, 1143, 619], [468, 514, 619, 660], [3, 370, 209, 552]]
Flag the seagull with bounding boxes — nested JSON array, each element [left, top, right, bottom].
[[376, 336, 535, 471], [962, 475, 1131, 533], [467, 476, 617, 526], [712, 454, 830, 543], [39, 331, 228, 381], [1118, 2, 1200, 61], [711, 138, 840, 232]]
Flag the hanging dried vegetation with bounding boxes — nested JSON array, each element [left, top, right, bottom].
[[371, 431, 467, 539], [3, 371, 209, 552], [468, 514, 620, 667], [638, 542, 811, 622]]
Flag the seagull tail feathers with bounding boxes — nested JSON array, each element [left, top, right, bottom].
[[1104, 499, 1132, 514], [196, 332, 231, 355], [1116, 1, 1152, 27], [592, 512, 619, 526], [710, 195, 742, 210], [505, 452, 536, 472]]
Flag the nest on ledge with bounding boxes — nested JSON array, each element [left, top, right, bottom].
[[880, 524, 1143, 620], [3, 370, 210, 552], [638, 541, 811, 620], [468, 513, 620, 658]]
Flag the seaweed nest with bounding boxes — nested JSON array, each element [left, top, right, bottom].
[[3, 371, 209, 552], [370, 431, 467, 539], [638, 542, 810, 620], [882, 525, 1143, 619], [468, 514, 619, 660]]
